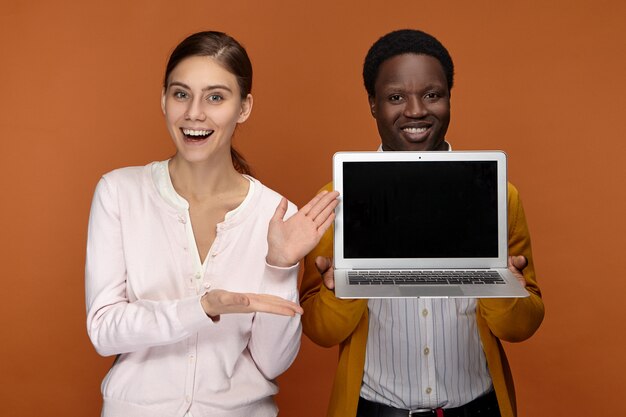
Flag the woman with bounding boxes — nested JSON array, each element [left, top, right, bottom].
[[85, 31, 338, 417]]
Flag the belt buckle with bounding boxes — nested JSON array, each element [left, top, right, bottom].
[[409, 409, 434, 416]]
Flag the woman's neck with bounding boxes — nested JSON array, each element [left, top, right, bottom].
[[168, 154, 248, 203]]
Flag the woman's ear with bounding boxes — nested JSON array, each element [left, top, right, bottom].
[[237, 94, 253, 123], [161, 88, 167, 115]]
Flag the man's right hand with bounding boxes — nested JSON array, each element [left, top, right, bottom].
[[315, 256, 335, 290]]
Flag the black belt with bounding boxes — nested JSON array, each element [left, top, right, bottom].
[[357, 390, 500, 417]]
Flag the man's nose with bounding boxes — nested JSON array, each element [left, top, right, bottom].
[[403, 96, 427, 118]]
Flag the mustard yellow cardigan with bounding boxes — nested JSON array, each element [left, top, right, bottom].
[[300, 182, 544, 417]]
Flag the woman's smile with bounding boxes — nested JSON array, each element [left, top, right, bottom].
[[180, 128, 214, 141]]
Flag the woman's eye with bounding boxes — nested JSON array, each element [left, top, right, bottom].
[[173, 91, 188, 99], [207, 94, 223, 102]]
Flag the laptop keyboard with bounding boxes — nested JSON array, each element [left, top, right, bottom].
[[347, 270, 505, 285]]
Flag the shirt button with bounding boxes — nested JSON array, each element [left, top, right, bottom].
[[178, 215, 187, 224], [185, 395, 191, 403], [425, 387, 432, 394], [189, 355, 195, 362], [424, 347, 430, 355], [204, 282, 211, 289], [195, 273, 201, 280], [422, 309, 429, 317]]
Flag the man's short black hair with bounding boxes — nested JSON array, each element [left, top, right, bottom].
[[363, 29, 455, 97]]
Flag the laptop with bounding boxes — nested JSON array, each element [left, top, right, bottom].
[[332, 151, 529, 299]]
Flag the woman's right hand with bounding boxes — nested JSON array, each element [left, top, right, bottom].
[[200, 289, 303, 321], [266, 190, 339, 268]]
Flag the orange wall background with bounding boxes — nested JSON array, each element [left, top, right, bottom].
[[1, 1, 625, 415]]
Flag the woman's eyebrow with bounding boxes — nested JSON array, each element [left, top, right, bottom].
[[167, 82, 232, 93], [202, 84, 232, 92], [168, 81, 190, 89]]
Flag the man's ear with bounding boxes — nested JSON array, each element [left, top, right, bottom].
[[237, 94, 253, 123], [368, 95, 376, 118]]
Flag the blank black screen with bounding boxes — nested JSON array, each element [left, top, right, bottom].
[[342, 161, 499, 258]]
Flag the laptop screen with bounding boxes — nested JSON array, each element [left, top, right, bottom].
[[342, 161, 498, 259]]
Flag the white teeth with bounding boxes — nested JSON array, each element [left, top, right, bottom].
[[402, 127, 428, 133], [182, 129, 211, 136]]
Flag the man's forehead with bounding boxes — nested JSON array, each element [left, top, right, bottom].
[[375, 54, 448, 87]]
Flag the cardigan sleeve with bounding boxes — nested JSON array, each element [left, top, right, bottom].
[[247, 201, 303, 379], [477, 183, 545, 342], [85, 177, 211, 357], [300, 182, 368, 348], [248, 263, 301, 379]]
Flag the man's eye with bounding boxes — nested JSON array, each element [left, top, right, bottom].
[[389, 94, 403, 102], [425, 92, 441, 100]]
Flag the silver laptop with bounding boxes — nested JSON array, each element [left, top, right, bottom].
[[332, 151, 529, 299]]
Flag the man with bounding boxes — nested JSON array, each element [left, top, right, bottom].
[[300, 29, 544, 417]]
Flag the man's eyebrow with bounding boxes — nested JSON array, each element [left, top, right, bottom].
[[381, 82, 447, 91]]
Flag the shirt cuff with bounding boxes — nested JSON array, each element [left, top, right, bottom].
[[260, 261, 299, 294], [176, 294, 213, 332]]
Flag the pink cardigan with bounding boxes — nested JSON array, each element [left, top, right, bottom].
[[85, 163, 301, 417]]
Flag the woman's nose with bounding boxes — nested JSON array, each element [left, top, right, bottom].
[[184, 98, 206, 121]]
